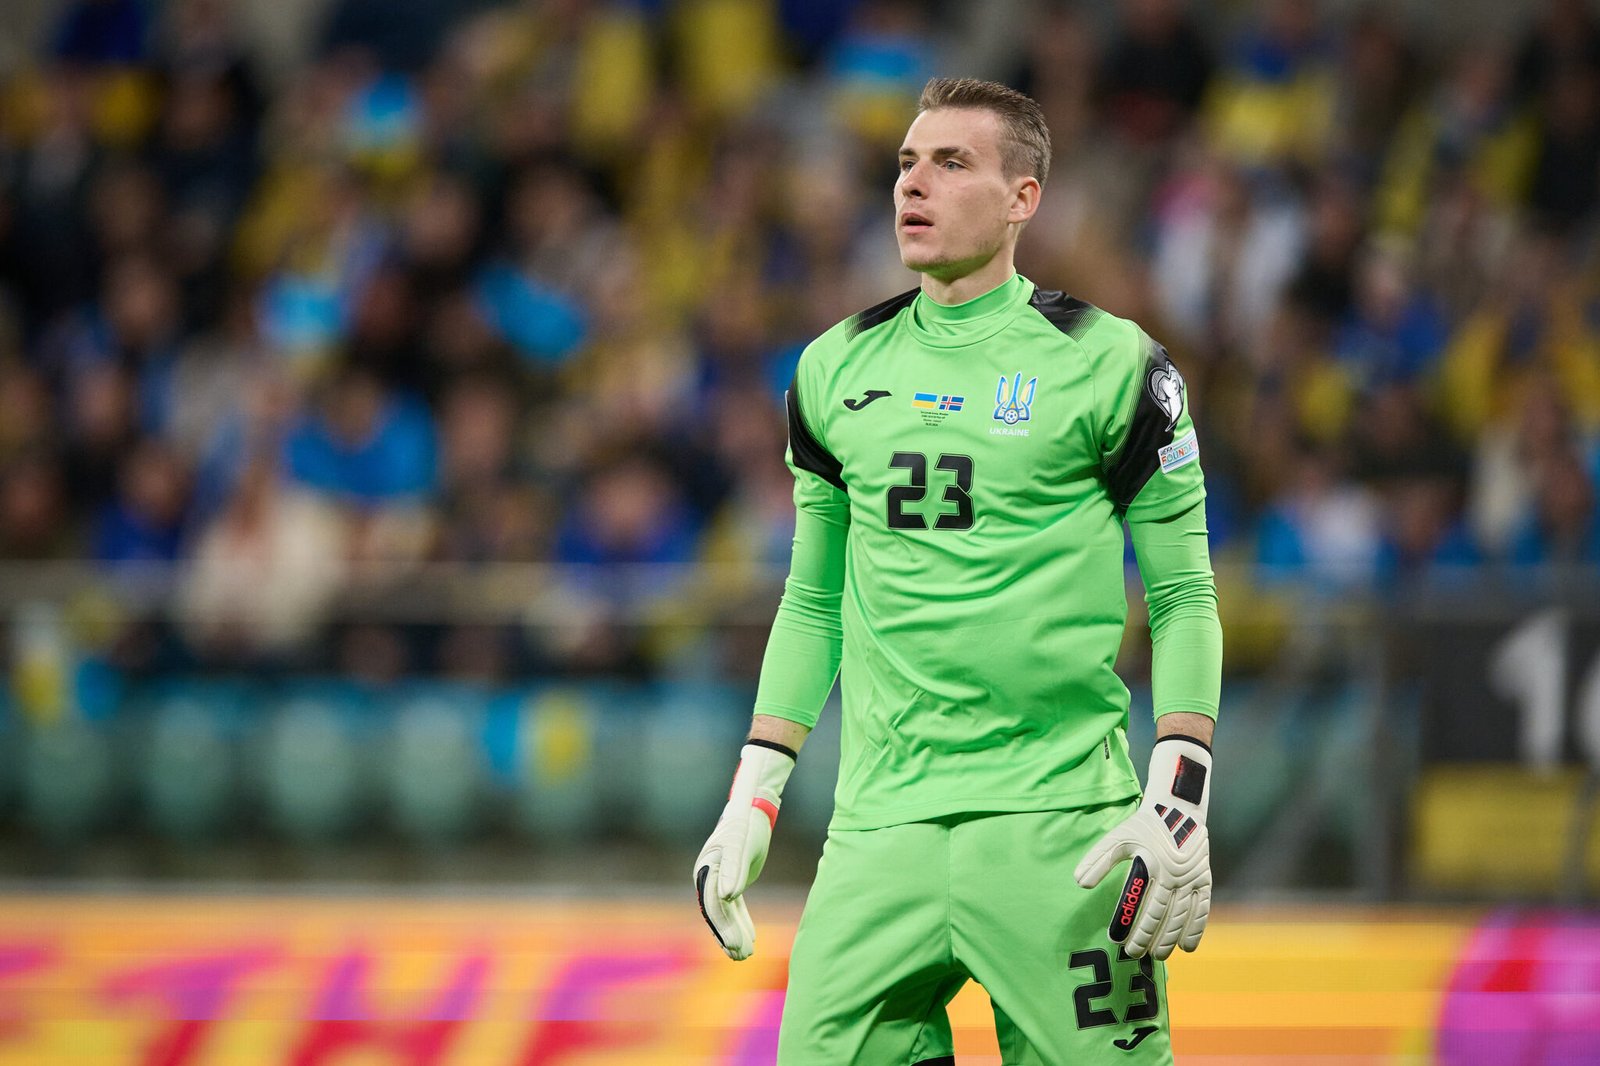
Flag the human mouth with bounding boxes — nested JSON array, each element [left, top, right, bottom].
[[900, 211, 932, 232]]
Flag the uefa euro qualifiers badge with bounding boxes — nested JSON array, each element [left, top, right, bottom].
[[991, 372, 1037, 437], [1146, 363, 1184, 430]]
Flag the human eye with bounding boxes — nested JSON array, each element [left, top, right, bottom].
[[899, 158, 914, 172]]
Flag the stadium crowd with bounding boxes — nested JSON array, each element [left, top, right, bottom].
[[3, 0, 1600, 681]]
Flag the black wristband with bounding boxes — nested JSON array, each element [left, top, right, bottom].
[[1153, 734, 1212, 755], [746, 737, 799, 762]]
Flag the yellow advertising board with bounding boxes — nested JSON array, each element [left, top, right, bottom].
[[0, 896, 1591, 1064]]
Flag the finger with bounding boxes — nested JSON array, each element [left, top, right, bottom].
[[696, 862, 756, 960], [716, 812, 751, 900], [1106, 856, 1152, 946], [719, 893, 756, 961], [696, 861, 728, 950], [1179, 879, 1211, 953], [1149, 889, 1192, 961], [1074, 831, 1136, 888], [1125, 877, 1172, 959]]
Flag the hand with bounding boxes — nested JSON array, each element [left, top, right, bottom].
[[693, 741, 796, 961], [1075, 736, 1212, 960]]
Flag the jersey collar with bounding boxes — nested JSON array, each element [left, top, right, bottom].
[[907, 273, 1035, 348]]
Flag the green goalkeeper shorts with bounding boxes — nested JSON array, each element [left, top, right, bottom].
[[777, 800, 1172, 1065]]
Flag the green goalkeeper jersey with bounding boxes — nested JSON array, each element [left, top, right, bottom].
[[754, 273, 1217, 830]]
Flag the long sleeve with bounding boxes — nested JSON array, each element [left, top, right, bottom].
[[751, 357, 851, 729], [751, 484, 848, 728], [1128, 495, 1222, 721]]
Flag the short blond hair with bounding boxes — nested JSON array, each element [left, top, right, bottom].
[[917, 77, 1051, 187]]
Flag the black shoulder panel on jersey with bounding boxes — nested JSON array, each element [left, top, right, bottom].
[[848, 287, 919, 338], [1027, 288, 1097, 340], [1105, 341, 1185, 510], [786, 377, 847, 492]]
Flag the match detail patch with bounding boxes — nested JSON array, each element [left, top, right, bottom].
[[1158, 430, 1199, 473]]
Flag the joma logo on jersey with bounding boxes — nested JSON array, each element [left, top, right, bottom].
[[992, 372, 1038, 434]]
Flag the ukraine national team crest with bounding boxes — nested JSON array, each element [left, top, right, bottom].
[[992, 372, 1037, 437]]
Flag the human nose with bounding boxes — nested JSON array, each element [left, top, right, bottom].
[[898, 162, 926, 200]]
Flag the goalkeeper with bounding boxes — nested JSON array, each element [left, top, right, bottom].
[[695, 77, 1220, 1066]]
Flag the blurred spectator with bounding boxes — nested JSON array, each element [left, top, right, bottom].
[[283, 363, 437, 505], [8, 69, 103, 332], [0, 455, 77, 560], [1375, 472, 1481, 580], [397, 171, 483, 298], [1101, 0, 1212, 147], [321, 0, 464, 72], [827, 0, 937, 145], [1285, 172, 1365, 327], [1513, 0, 1600, 105], [556, 451, 701, 570], [1526, 64, 1600, 229], [60, 362, 140, 517], [1203, 0, 1335, 166], [1324, 8, 1414, 185], [178, 455, 347, 661], [779, 0, 860, 67], [432, 373, 555, 564], [467, 159, 612, 371], [1438, 228, 1600, 441], [1153, 155, 1306, 355], [1013, 3, 1100, 153], [675, 0, 785, 120], [700, 386, 796, 570], [1470, 379, 1592, 555], [150, 64, 259, 320], [91, 438, 191, 563], [87, 161, 164, 267], [1377, 43, 1537, 236], [1508, 447, 1600, 566], [437, 374, 519, 493], [0, 364, 56, 464], [344, 264, 426, 393], [1256, 444, 1383, 589], [1331, 239, 1448, 393], [52, 0, 149, 67]]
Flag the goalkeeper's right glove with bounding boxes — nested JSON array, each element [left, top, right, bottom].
[[692, 740, 796, 961]]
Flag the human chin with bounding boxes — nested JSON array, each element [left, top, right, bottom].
[[898, 236, 950, 273]]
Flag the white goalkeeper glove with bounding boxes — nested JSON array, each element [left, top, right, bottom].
[[1075, 735, 1212, 961], [693, 740, 796, 961]]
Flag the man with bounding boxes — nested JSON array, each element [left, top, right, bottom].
[[695, 77, 1221, 1065]]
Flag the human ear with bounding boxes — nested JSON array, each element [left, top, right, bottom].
[[1008, 176, 1042, 225]]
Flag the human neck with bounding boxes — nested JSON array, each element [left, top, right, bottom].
[[920, 249, 1018, 305]]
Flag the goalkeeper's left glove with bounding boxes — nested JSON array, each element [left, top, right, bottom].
[[692, 740, 796, 961], [1075, 735, 1212, 960]]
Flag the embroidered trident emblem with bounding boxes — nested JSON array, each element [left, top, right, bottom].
[[994, 372, 1038, 425]]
